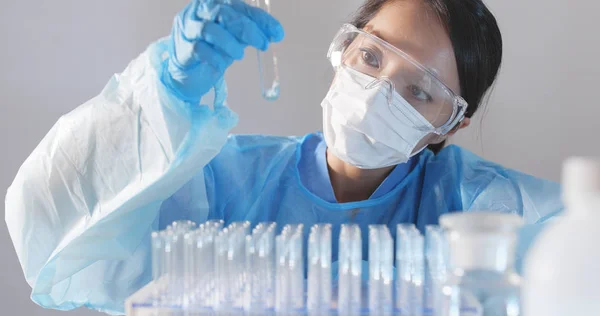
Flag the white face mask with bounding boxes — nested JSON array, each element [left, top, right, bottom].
[[321, 66, 436, 169]]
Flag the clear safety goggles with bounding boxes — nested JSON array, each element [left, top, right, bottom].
[[327, 24, 468, 134]]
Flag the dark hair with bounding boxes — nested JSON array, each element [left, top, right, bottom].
[[351, 0, 503, 154]]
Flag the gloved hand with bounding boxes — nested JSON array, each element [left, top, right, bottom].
[[161, 0, 285, 103]]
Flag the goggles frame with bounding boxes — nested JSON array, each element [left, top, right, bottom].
[[327, 24, 468, 135]]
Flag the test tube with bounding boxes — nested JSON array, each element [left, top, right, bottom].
[[197, 225, 219, 309], [261, 223, 277, 309], [275, 231, 287, 311], [168, 220, 197, 233], [244, 234, 255, 311], [244, 222, 277, 313], [246, 0, 281, 101], [425, 225, 449, 315], [151, 231, 166, 304], [166, 219, 196, 304], [163, 231, 181, 306], [218, 222, 250, 310], [149, 220, 223, 310], [204, 219, 224, 231], [216, 225, 239, 310], [183, 231, 197, 306], [176, 228, 194, 306], [151, 231, 164, 283], [368, 225, 394, 314], [338, 224, 362, 315], [289, 225, 304, 310], [307, 224, 332, 313], [410, 233, 425, 316], [275, 224, 304, 312], [396, 224, 418, 314]]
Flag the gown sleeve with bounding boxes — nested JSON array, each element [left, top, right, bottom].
[[4, 38, 238, 314], [437, 145, 563, 271]]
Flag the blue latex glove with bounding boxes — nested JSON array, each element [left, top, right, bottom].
[[162, 0, 285, 103]]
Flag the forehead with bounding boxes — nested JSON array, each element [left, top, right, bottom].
[[364, 0, 460, 93]]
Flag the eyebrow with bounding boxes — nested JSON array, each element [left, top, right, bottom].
[[369, 29, 442, 76]]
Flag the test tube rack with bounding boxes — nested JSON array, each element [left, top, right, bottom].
[[126, 221, 449, 315]]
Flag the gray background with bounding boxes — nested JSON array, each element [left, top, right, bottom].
[[0, 0, 597, 315]]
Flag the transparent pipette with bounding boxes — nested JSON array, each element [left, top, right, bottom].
[[307, 224, 332, 314], [338, 224, 362, 315], [246, 0, 281, 101]]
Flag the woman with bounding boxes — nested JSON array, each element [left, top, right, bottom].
[[5, 0, 561, 314]]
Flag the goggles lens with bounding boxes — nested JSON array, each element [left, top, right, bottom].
[[328, 24, 467, 132]]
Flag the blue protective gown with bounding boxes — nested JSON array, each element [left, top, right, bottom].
[[5, 39, 562, 315]]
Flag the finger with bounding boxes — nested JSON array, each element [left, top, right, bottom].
[[208, 4, 269, 50], [179, 0, 204, 40], [201, 21, 245, 60], [178, 2, 245, 60], [190, 40, 234, 73], [226, 0, 285, 42], [172, 19, 234, 72]]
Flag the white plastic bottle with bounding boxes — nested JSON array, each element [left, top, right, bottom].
[[523, 157, 600, 315]]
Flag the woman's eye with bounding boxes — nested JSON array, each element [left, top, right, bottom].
[[408, 85, 433, 102], [360, 49, 380, 68]]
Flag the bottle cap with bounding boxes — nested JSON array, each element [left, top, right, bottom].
[[562, 157, 600, 207]]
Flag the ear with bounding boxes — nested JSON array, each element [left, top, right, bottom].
[[426, 117, 472, 145], [447, 117, 471, 136]]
